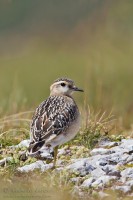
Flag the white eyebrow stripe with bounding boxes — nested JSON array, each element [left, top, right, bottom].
[[51, 81, 68, 88]]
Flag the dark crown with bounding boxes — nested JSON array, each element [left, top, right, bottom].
[[54, 77, 74, 84]]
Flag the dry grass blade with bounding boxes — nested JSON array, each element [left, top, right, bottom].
[[98, 111, 106, 123], [0, 118, 31, 125], [0, 111, 34, 122], [0, 128, 30, 138], [73, 107, 116, 149]]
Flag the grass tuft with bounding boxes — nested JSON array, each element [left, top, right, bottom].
[[72, 107, 115, 149]]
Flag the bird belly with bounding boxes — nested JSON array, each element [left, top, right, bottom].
[[49, 114, 81, 148]]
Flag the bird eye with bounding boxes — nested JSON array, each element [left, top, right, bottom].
[[61, 83, 66, 87]]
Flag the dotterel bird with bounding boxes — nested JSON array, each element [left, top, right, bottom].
[[28, 78, 83, 166]]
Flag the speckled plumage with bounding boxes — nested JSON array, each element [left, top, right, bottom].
[[31, 95, 78, 143], [28, 78, 83, 160]]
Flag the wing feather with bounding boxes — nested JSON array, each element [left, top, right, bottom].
[[30, 96, 77, 144]]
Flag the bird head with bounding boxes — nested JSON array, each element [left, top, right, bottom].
[[50, 78, 84, 96]]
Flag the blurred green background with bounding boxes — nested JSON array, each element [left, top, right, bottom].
[[0, 0, 133, 128]]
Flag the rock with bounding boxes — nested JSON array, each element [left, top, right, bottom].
[[96, 156, 109, 166], [104, 151, 130, 165], [126, 155, 133, 163], [90, 167, 105, 178], [66, 158, 88, 170], [3, 138, 133, 195], [40, 151, 53, 159], [9, 140, 30, 149], [17, 140, 30, 148], [108, 153, 121, 164], [58, 148, 67, 156], [0, 157, 12, 166], [114, 185, 132, 193], [121, 139, 133, 147], [102, 165, 121, 177], [40, 163, 53, 172], [95, 153, 119, 167], [120, 139, 133, 153], [70, 177, 81, 184], [66, 158, 95, 176], [99, 141, 119, 148], [17, 160, 53, 172], [81, 177, 96, 188], [17, 160, 44, 172], [121, 168, 133, 180], [0, 158, 6, 166], [91, 176, 117, 188], [90, 148, 115, 156], [126, 180, 133, 188], [127, 161, 133, 165]]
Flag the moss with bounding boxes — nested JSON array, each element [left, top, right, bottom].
[[91, 190, 99, 199], [0, 138, 19, 147], [110, 135, 125, 142], [74, 130, 102, 150], [124, 163, 133, 168]]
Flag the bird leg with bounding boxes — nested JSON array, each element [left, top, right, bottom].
[[53, 145, 58, 167]]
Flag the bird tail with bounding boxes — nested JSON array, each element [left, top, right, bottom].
[[27, 140, 45, 158]]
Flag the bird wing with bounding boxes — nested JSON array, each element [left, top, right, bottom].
[[30, 96, 77, 144]]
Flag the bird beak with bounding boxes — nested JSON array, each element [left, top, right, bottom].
[[72, 86, 84, 92]]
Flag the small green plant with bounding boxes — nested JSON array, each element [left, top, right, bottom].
[[73, 107, 115, 149]]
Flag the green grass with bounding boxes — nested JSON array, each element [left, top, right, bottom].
[[0, 27, 133, 128]]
